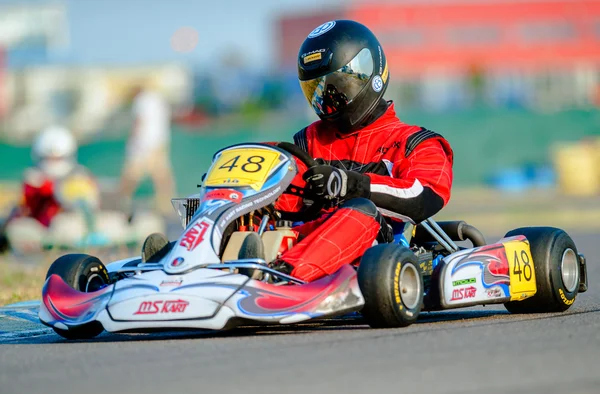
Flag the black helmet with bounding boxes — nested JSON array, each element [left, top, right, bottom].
[[298, 20, 389, 133]]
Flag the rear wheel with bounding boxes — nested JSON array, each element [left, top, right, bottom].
[[46, 254, 110, 339], [504, 227, 580, 313], [358, 244, 423, 328]]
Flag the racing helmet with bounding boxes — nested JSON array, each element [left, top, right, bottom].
[[31, 125, 78, 179], [298, 20, 389, 133]]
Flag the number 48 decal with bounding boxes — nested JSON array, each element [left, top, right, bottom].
[[513, 249, 532, 282], [218, 155, 265, 173], [505, 241, 537, 300], [204, 148, 280, 191]]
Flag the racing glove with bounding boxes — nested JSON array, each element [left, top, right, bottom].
[[303, 165, 371, 201]]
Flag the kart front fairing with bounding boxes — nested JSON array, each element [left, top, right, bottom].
[[39, 143, 365, 333], [166, 142, 298, 274]]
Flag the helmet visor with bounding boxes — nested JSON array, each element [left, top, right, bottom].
[[299, 48, 373, 117]]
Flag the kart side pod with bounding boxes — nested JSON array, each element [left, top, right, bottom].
[[425, 236, 535, 310]]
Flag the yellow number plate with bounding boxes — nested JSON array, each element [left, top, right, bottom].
[[204, 148, 281, 191], [504, 239, 537, 301]]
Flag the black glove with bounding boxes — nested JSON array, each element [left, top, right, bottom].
[[302, 165, 371, 201]]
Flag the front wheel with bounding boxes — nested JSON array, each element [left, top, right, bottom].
[[504, 227, 580, 314], [45, 253, 110, 339], [358, 244, 424, 328]]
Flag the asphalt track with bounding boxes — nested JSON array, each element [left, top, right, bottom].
[[1, 232, 599, 394]]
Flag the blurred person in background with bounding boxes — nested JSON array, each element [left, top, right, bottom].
[[270, 20, 454, 282], [0, 126, 100, 253], [119, 84, 176, 219]]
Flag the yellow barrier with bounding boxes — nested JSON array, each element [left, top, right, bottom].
[[552, 139, 600, 196]]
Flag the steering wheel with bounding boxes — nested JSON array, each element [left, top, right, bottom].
[[275, 142, 326, 222]]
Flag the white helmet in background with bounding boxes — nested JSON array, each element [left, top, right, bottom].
[[31, 126, 78, 179]]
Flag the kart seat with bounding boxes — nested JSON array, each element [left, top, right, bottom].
[[221, 229, 296, 263]]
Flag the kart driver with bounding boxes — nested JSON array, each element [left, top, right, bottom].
[[271, 20, 454, 282], [0, 126, 99, 252]]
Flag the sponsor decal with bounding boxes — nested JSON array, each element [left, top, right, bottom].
[[301, 49, 326, 58], [160, 278, 183, 287], [304, 52, 322, 63], [559, 288, 575, 305], [203, 189, 243, 203], [302, 49, 326, 64], [372, 75, 383, 92], [393, 263, 402, 306], [376, 141, 401, 155], [452, 278, 476, 287], [486, 286, 504, 298], [179, 220, 211, 251], [219, 185, 282, 228], [451, 286, 477, 301], [308, 21, 336, 38], [170, 257, 185, 268], [134, 299, 189, 315], [326, 171, 343, 197]]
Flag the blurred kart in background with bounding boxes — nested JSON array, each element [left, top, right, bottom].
[[38, 142, 588, 340], [1, 171, 165, 257]]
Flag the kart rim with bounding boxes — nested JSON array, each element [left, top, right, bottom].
[[399, 263, 420, 310], [85, 273, 106, 292], [560, 248, 579, 293]]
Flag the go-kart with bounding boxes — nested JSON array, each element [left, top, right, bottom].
[[38, 142, 589, 339]]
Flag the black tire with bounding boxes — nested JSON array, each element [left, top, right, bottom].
[[503, 227, 580, 314], [358, 244, 424, 328], [238, 232, 265, 280], [141, 233, 172, 263], [46, 253, 110, 339]]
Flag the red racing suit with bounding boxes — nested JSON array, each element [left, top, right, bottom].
[[10, 166, 98, 227], [275, 101, 453, 282], [18, 167, 62, 227]]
